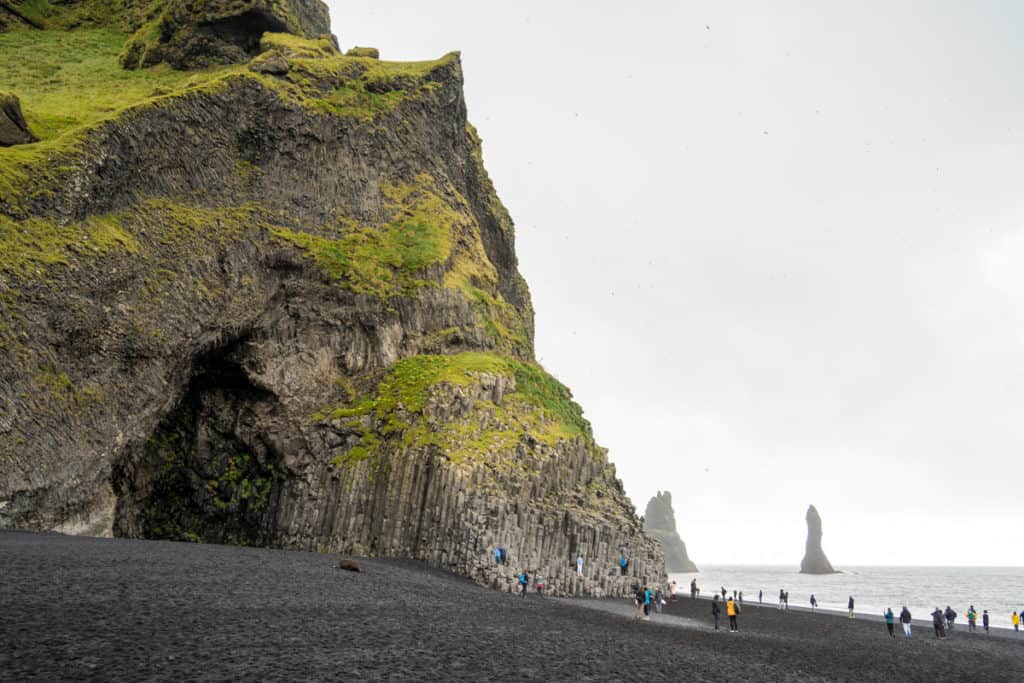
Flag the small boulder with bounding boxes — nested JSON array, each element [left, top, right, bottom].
[[339, 558, 360, 572], [249, 52, 290, 75], [0, 93, 37, 147], [345, 46, 379, 59]]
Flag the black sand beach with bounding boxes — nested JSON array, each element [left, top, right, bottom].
[[1, 531, 1019, 681]]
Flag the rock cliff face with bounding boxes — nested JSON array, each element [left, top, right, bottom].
[[0, 0, 664, 595], [643, 491, 697, 572], [800, 504, 836, 574]]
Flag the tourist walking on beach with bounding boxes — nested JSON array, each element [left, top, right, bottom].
[[758, 589, 762, 604], [1012, 611, 1019, 632], [670, 580, 677, 601], [535, 573, 545, 597], [784, 591, 789, 610], [634, 585, 645, 620], [983, 610, 990, 633], [944, 605, 956, 632], [810, 594, 818, 612], [576, 554, 584, 577], [726, 596, 739, 632], [778, 589, 785, 610], [884, 608, 896, 638], [931, 608, 947, 639], [739, 591, 743, 607], [711, 595, 721, 630], [690, 579, 698, 600], [848, 596, 855, 618], [900, 606, 912, 638], [967, 606, 977, 632], [722, 586, 727, 601], [518, 570, 529, 597], [644, 586, 654, 620], [654, 588, 663, 613]]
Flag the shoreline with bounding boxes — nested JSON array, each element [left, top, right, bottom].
[[2, 531, 1020, 681]]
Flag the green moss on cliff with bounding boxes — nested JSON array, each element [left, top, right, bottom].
[[0, 211, 138, 278], [317, 352, 595, 468], [269, 173, 457, 298]]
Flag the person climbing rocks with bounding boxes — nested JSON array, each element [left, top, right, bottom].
[[535, 573, 545, 597], [518, 570, 529, 597], [848, 596, 855, 618], [983, 610, 990, 633], [900, 606, 913, 638], [931, 607, 946, 638], [884, 607, 896, 638], [1013, 611, 1020, 632], [944, 605, 956, 632], [619, 554, 628, 576], [494, 547, 501, 565], [726, 595, 739, 632], [810, 594, 818, 612], [576, 554, 584, 577], [711, 595, 721, 631], [967, 606, 977, 632], [499, 545, 507, 565]]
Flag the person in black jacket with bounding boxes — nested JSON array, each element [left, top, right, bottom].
[[944, 605, 956, 632], [711, 595, 721, 631], [931, 607, 947, 638], [848, 596, 855, 618], [900, 606, 913, 638]]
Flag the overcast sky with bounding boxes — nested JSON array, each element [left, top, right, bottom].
[[327, 1, 1024, 566]]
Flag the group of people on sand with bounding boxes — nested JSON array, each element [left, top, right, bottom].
[[632, 583, 665, 620], [882, 604, 1006, 639]]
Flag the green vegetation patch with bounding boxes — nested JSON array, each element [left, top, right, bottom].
[[270, 173, 460, 298], [0, 211, 138, 279], [316, 352, 595, 469]]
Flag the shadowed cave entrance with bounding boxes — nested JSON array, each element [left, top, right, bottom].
[[112, 341, 283, 545]]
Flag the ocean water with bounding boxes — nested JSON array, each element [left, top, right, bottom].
[[668, 565, 1024, 631]]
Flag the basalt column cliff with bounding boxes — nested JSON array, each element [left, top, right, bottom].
[[0, 0, 663, 596]]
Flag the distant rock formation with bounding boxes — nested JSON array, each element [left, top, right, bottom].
[[643, 491, 697, 572], [800, 505, 836, 574]]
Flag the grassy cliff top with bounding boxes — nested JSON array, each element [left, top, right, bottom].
[[0, 28, 457, 205]]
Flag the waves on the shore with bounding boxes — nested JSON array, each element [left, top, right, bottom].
[[670, 565, 1024, 630]]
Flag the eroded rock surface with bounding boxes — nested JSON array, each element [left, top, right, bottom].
[[643, 490, 697, 573], [800, 504, 836, 574], [0, 10, 664, 596], [0, 93, 35, 146]]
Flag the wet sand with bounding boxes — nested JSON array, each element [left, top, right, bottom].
[[1, 531, 1019, 681]]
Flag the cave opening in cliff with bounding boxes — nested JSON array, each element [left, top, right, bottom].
[[200, 10, 290, 58], [111, 338, 283, 546]]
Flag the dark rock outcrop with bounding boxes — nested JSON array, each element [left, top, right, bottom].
[[800, 505, 836, 574], [338, 558, 360, 572], [0, 12, 664, 598], [120, 0, 334, 69], [0, 93, 36, 146], [643, 491, 697, 572]]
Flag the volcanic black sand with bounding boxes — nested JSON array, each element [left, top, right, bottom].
[[1, 532, 1019, 681]]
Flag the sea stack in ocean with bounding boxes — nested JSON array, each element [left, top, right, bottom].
[[0, 0, 665, 598], [800, 505, 836, 574], [643, 491, 698, 572]]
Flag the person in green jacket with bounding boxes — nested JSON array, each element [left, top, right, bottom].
[[884, 608, 896, 638], [967, 606, 978, 632]]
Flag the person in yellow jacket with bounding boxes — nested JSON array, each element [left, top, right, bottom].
[[726, 596, 740, 632], [1013, 611, 1020, 632]]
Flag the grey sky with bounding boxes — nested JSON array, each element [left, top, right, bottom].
[[327, 1, 1024, 566]]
